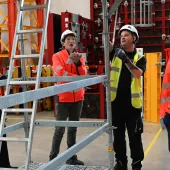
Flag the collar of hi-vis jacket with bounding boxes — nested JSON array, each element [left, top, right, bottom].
[[60, 49, 78, 57], [60, 49, 73, 65], [61, 49, 69, 56], [61, 48, 76, 55], [113, 50, 143, 64], [58, 49, 71, 61], [123, 49, 140, 63]]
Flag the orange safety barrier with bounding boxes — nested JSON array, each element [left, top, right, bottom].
[[3, 65, 54, 114], [41, 65, 53, 110], [12, 66, 21, 115], [144, 52, 161, 123]]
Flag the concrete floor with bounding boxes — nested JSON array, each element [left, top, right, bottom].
[[4, 111, 170, 170]]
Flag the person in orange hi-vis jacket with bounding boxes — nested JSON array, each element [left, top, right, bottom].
[[160, 47, 170, 152], [49, 29, 87, 165]]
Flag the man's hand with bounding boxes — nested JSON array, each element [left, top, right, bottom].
[[70, 52, 82, 64], [115, 48, 129, 63], [135, 117, 143, 134], [109, 41, 114, 52], [0, 71, 8, 80], [114, 48, 143, 78]]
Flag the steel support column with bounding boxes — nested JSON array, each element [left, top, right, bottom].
[[47, 13, 54, 65], [102, 0, 114, 168], [36, 0, 44, 46], [36, 0, 48, 64], [7, 0, 16, 59], [162, 2, 165, 57]]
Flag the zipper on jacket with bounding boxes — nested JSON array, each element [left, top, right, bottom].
[[71, 64, 76, 102], [73, 90, 75, 102]]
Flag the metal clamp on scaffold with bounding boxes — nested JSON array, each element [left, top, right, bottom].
[[102, 79, 110, 87], [103, 79, 116, 87], [155, 62, 166, 66], [107, 0, 123, 18], [106, 126, 117, 134], [162, 34, 170, 40]]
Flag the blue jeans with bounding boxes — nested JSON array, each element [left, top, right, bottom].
[[163, 113, 170, 152]]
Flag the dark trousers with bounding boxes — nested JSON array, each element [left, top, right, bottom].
[[112, 103, 144, 169], [163, 113, 170, 152], [166, 125, 170, 152], [0, 134, 10, 167], [49, 100, 83, 160]]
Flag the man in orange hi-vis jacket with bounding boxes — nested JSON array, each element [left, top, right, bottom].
[[160, 46, 170, 152], [49, 30, 87, 165]]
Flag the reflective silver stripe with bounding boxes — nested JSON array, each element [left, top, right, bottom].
[[63, 71, 68, 76], [110, 87, 117, 92], [162, 83, 170, 90], [110, 66, 120, 72], [161, 97, 170, 103], [132, 93, 142, 98], [55, 66, 63, 72], [133, 160, 141, 165]]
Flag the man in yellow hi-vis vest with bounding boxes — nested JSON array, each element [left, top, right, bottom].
[[109, 25, 146, 170]]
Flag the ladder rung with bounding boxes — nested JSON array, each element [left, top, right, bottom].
[[21, 4, 47, 11], [0, 137, 29, 142], [9, 81, 36, 85], [3, 108, 33, 113], [14, 54, 40, 59], [17, 29, 43, 34], [18, 38, 27, 41], [0, 168, 17, 170]]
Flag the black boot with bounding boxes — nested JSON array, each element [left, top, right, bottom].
[[132, 160, 142, 170], [66, 155, 84, 165], [114, 161, 128, 170], [6, 166, 18, 169]]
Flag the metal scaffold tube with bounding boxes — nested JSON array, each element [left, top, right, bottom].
[[134, 0, 153, 27], [102, 0, 114, 169], [131, 0, 135, 25], [113, 9, 118, 43]]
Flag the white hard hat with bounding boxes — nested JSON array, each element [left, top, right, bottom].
[[60, 29, 76, 43], [119, 25, 139, 43]]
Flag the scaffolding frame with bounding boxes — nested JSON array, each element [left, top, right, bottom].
[[131, 0, 153, 27], [0, 0, 122, 169], [0, 0, 10, 58], [0, 0, 46, 65]]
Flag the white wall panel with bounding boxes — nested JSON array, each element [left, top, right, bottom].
[[50, 0, 91, 19]]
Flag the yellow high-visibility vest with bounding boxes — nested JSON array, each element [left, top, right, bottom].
[[110, 52, 143, 109]]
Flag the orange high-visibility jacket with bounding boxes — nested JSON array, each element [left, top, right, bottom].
[[52, 49, 87, 102], [160, 48, 170, 118]]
